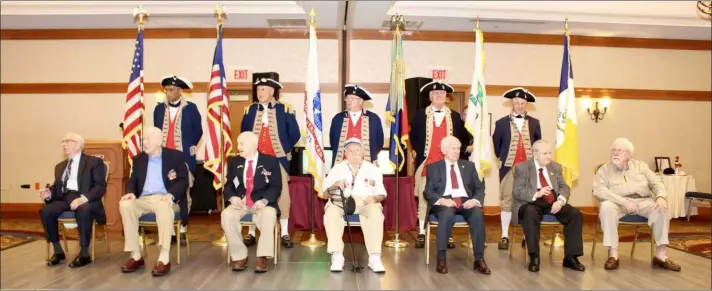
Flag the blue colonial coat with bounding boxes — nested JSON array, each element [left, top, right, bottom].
[[491, 115, 541, 180], [241, 102, 301, 170], [328, 110, 384, 167], [153, 101, 203, 174]]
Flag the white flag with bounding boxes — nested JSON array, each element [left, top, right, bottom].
[[465, 28, 495, 180], [303, 12, 326, 197]]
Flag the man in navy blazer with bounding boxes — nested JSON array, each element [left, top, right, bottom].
[[119, 127, 189, 277], [222, 131, 282, 273], [39, 132, 106, 268]]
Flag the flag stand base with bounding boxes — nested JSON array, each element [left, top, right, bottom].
[[212, 234, 228, 247], [300, 233, 326, 248], [544, 233, 565, 247], [384, 233, 409, 248]]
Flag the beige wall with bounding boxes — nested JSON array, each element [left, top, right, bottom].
[[1, 36, 710, 206], [350, 40, 712, 206]]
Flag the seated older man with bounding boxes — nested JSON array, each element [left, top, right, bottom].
[[119, 127, 189, 276], [221, 131, 282, 273], [39, 132, 106, 268], [594, 138, 680, 271], [323, 138, 386, 273]]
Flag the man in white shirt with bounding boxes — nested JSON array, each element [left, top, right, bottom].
[[323, 138, 386, 273], [221, 131, 282, 273], [424, 136, 490, 275], [512, 140, 584, 273]]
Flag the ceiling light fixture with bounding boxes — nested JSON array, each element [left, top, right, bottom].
[[698, 1, 711, 21]]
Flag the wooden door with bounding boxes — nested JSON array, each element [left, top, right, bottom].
[[227, 90, 253, 156]]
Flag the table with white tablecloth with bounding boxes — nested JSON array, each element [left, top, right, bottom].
[[657, 174, 697, 219]]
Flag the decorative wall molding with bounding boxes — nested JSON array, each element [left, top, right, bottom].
[[0, 82, 340, 94], [0, 28, 340, 40]]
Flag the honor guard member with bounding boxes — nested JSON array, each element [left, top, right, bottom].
[[154, 75, 203, 244], [241, 72, 301, 248], [329, 84, 384, 168], [492, 87, 541, 250], [410, 81, 467, 249]]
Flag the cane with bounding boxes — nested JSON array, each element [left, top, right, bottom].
[[336, 188, 364, 272]]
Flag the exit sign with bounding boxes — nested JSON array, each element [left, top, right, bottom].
[[429, 67, 449, 82], [229, 67, 253, 82]]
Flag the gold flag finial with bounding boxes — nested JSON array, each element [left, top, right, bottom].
[[389, 14, 406, 31], [309, 8, 316, 25], [215, 3, 227, 25], [565, 17, 569, 31], [476, 15, 480, 30], [133, 5, 149, 29]]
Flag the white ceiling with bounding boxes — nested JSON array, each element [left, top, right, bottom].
[[1, 1, 710, 40]]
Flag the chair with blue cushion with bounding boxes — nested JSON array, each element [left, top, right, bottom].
[[46, 158, 111, 261], [224, 213, 281, 265], [685, 191, 711, 222], [509, 214, 562, 266], [425, 214, 473, 265], [590, 163, 655, 263], [139, 207, 190, 265]]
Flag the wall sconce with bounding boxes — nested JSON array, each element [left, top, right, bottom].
[[587, 99, 609, 123], [155, 91, 166, 103]]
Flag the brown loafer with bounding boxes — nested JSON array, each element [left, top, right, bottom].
[[436, 258, 448, 274], [474, 259, 491, 274], [151, 261, 171, 277], [653, 257, 681, 272], [231, 258, 248, 272], [254, 257, 268, 273], [121, 258, 145, 273], [604, 257, 619, 270]]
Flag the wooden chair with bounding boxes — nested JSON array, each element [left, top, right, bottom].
[[46, 159, 111, 261], [509, 214, 562, 266], [225, 213, 281, 265], [425, 214, 473, 265], [590, 162, 655, 264], [685, 192, 711, 222], [138, 209, 191, 265]]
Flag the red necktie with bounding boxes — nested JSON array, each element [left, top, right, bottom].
[[538, 168, 555, 204], [450, 164, 462, 208], [246, 160, 255, 207]]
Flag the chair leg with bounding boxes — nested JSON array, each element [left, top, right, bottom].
[[549, 227, 556, 256], [650, 228, 656, 266], [425, 222, 430, 266], [467, 236, 474, 263], [686, 199, 694, 222], [176, 223, 181, 265], [104, 225, 111, 254], [591, 222, 599, 258], [273, 223, 279, 265], [46, 242, 50, 260], [140, 227, 147, 259], [61, 226, 69, 254], [91, 223, 96, 261], [522, 227, 528, 267], [185, 226, 191, 259], [631, 226, 639, 258], [509, 227, 516, 257]]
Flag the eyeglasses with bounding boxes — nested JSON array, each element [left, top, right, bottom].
[[610, 149, 629, 154], [61, 139, 77, 144]]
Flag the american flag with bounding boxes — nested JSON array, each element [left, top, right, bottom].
[[121, 29, 144, 166], [203, 24, 233, 189]]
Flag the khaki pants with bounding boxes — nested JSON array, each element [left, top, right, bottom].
[[278, 164, 290, 219], [222, 206, 277, 260], [324, 198, 384, 255], [599, 198, 670, 249], [499, 170, 515, 212], [120, 195, 178, 254], [414, 163, 428, 222]]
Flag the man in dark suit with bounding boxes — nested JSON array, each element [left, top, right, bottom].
[[513, 140, 585, 272], [221, 131, 282, 273], [424, 136, 490, 275], [39, 132, 106, 268], [119, 127, 189, 277]]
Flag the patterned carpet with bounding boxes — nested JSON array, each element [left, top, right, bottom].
[[2, 217, 709, 258], [1, 233, 39, 251]]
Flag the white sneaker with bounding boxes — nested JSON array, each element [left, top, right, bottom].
[[330, 253, 345, 272], [368, 256, 386, 273]]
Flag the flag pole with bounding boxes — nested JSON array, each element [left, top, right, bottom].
[[301, 8, 325, 248], [212, 3, 229, 247], [384, 14, 408, 249]]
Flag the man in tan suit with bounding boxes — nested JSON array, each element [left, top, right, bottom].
[[221, 132, 282, 273], [594, 138, 680, 271], [323, 138, 386, 273]]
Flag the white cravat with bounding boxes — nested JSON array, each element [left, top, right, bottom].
[[512, 113, 525, 132], [432, 106, 446, 127], [260, 104, 270, 127], [349, 110, 362, 125]]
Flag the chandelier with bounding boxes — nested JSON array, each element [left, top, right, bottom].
[[698, 1, 712, 20]]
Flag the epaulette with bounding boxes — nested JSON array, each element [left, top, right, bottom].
[[278, 100, 296, 115], [244, 102, 258, 115]]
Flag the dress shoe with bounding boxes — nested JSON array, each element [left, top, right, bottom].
[[527, 255, 540, 272], [254, 257, 268, 273], [447, 237, 456, 249], [68, 255, 92, 268], [47, 253, 66, 266], [121, 258, 145, 273], [604, 257, 619, 270], [415, 234, 425, 249], [231, 258, 248, 272], [562, 257, 585, 272], [498, 237, 510, 250], [436, 258, 448, 274], [151, 261, 171, 277], [243, 234, 256, 247], [652, 257, 681, 272], [474, 259, 491, 274], [281, 235, 294, 248]]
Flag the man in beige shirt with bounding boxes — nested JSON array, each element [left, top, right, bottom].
[[593, 138, 680, 272]]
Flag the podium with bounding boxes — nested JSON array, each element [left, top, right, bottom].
[[84, 140, 130, 232]]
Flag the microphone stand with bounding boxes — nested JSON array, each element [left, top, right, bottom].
[[336, 188, 363, 272]]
